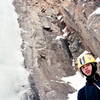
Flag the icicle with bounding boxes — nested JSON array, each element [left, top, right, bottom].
[[72, 58, 75, 67]]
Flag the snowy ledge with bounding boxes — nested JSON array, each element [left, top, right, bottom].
[[88, 7, 100, 19]]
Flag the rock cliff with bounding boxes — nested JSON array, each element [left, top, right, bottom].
[[13, 0, 100, 100]]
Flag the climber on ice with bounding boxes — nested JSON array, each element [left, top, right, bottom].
[[76, 50, 100, 100]]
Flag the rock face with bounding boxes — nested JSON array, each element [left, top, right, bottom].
[[74, 1, 100, 57], [13, 0, 100, 100]]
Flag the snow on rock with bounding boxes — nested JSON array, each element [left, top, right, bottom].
[[55, 35, 65, 40], [61, 72, 86, 100], [88, 7, 100, 19], [96, 57, 100, 63]]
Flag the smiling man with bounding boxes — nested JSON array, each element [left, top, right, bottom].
[[76, 51, 100, 100]]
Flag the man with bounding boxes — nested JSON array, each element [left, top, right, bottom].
[[76, 51, 100, 100]]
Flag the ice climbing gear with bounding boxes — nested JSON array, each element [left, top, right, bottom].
[[76, 51, 96, 69]]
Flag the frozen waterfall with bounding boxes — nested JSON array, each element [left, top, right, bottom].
[[0, 0, 30, 100]]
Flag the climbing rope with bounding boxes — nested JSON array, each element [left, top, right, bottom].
[[93, 83, 100, 90]]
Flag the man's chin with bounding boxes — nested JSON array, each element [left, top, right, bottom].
[[86, 73, 92, 77]]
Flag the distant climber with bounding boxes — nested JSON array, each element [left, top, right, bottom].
[[76, 50, 100, 100]]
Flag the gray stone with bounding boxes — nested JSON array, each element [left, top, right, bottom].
[[13, 0, 100, 100]]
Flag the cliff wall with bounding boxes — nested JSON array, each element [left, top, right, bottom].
[[13, 0, 100, 99]]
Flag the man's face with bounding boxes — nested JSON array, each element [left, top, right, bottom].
[[81, 63, 92, 76]]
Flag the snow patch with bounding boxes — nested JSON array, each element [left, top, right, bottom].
[[55, 35, 65, 40], [57, 15, 63, 20], [88, 7, 100, 19], [77, 50, 90, 58], [62, 72, 86, 100], [96, 57, 100, 63]]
